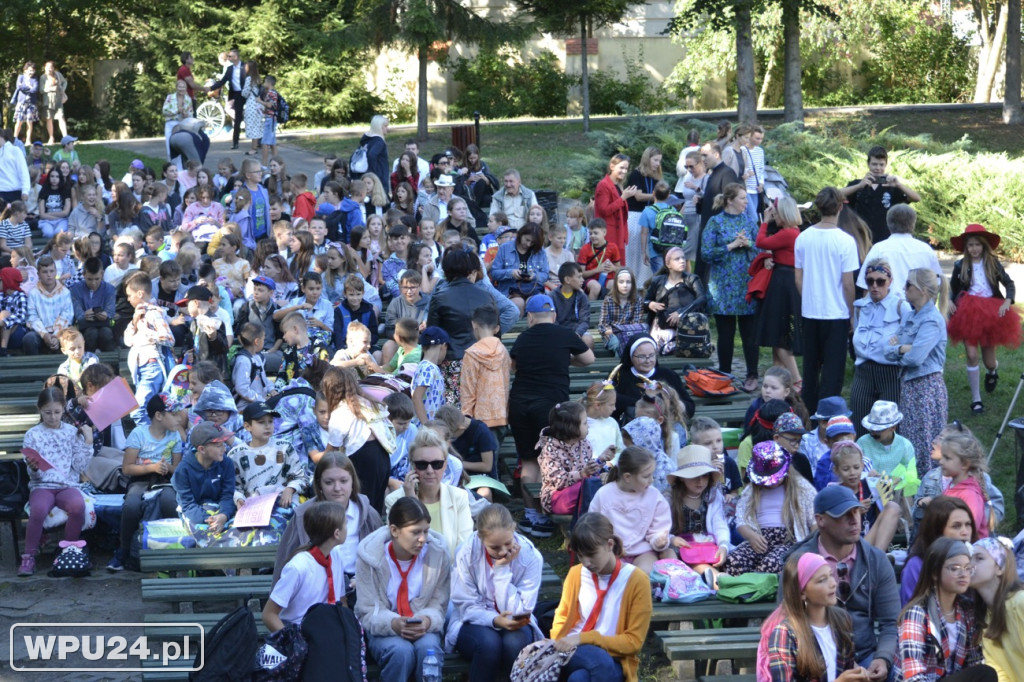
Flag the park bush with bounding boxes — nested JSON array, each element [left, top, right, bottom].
[[586, 53, 680, 115], [563, 112, 1024, 259], [446, 48, 572, 119]]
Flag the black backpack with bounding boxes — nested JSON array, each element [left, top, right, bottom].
[[190, 606, 259, 682], [276, 94, 289, 124], [299, 603, 367, 682], [651, 205, 688, 253]]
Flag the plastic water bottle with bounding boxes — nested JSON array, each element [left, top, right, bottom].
[[422, 648, 441, 682]]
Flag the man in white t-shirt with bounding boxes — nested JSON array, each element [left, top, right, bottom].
[[855, 204, 941, 293], [795, 187, 860, 415]]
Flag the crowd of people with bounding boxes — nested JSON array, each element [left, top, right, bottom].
[[2, 102, 1023, 682]]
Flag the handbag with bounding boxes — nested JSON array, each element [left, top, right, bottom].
[[510, 639, 578, 682], [675, 533, 721, 565], [611, 322, 648, 354]]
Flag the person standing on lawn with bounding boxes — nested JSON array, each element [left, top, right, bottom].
[[839, 146, 920, 245]]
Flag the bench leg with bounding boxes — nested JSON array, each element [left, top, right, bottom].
[[178, 602, 194, 615], [7, 517, 20, 570]]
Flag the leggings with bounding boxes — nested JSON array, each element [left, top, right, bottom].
[[714, 314, 758, 378], [26, 487, 86, 555]]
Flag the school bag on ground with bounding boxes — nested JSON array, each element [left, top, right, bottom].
[[650, 558, 715, 603], [300, 602, 367, 682], [349, 145, 368, 175], [674, 313, 714, 359], [190, 606, 259, 682], [716, 572, 778, 603], [684, 367, 738, 398], [650, 206, 688, 253]]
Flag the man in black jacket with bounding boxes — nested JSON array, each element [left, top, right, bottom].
[[210, 49, 245, 150], [695, 141, 740, 281]]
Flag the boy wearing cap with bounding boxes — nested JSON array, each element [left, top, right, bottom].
[[52, 136, 79, 170], [124, 271, 176, 426], [178, 285, 228, 372], [172, 420, 237, 532], [235, 275, 282, 359], [411, 326, 449, 425], [110, 393, 187, 571], [800, 395, 851, 472], [772, 412, 815, 484], [856, 400, 918, 495], [228, 401, 309, 510]]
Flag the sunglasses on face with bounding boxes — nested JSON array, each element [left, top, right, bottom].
[[414, 459, 445, 471], [865, 277, 888, 287]]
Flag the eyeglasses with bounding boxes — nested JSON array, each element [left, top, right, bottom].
[[836, 562, 852, 604], [944, 563, 975, 577], [400, 285, 419, 291], [865, 277, 888, 287], [684, 164, 695, 170], [413, 459, 445, 471], [634, 353, 657, 363]]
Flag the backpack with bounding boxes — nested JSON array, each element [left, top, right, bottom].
[[684, 367, 738, 398], [299, 602, 367, 682], [674, 312, 714, 359], [275, 94, 289, 124], [190, 606, 259, 681], [252, 624, 307, 681], [47, 541, 92, 577], [715, 572, 779, 603], [0, 460, 29, 520], [650, 558, 715, 603], [650, 206, 688, 254], [349, 145, 369, 175], [227, 347, 261, 399]]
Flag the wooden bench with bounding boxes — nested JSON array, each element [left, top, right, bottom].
[[654, 626, 761, 677], [650, 599, 775, 624], [140, 545, 279, 575]]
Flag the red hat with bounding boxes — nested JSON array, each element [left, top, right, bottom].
[[951, 223, 1000, 252], [0, 267, 23, 293]]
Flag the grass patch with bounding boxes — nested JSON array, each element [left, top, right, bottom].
[[68, 143, 166, 178]]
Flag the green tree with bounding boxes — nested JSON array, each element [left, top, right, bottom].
[[516, 0, 647, 132], [346, 0, 525, 140]]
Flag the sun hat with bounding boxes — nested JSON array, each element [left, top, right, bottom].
[[773, 412, 807, 436], [813, 485, 861, 517], [862, 400, 904, 432], [434, 174, 455, 187], [525, 294, 556, 314], [950, 223, 1000, 252], [667, 444, 722, 485], [811, 396, 852, 422], [747, 441, 791, 488], [825, 416, 856, 439]]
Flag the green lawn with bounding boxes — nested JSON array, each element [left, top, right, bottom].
[[52, 144, 166, 179]]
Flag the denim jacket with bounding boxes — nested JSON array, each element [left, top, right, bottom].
[[854, 292, 911, 366], [884, 302, 946, 381], [490, 241, 549, 296]]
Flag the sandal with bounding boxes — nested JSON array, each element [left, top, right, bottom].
[[741, 376, 759, 393], [985, 370, 998, 393], [971, 401, 984, 414], [793, 379, 803, 394]]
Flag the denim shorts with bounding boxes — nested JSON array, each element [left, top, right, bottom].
[[261, 117, 276, 146]]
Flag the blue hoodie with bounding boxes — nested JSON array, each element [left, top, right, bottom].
[[172, 450, 237, 525]]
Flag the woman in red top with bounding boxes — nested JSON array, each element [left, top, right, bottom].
[[755, 196, 803, 387], [594, 154, 638, 255]]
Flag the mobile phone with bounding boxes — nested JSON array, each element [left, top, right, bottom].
[[512, 612, 531, 621], [405, 618, 423, 625], [873, 175, 888, 184]]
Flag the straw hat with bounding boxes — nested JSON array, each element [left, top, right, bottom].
[[667, 444, 722, 485]]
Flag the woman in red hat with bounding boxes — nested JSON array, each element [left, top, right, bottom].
[[947, 223, 1021, 414]]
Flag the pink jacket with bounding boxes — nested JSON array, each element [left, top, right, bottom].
[[588, 483, 671, 557], [945, 476, 989, 538]]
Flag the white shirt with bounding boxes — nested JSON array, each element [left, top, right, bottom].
[[386, 541, 426, 609], [327, 402, 374, 456], [855, 233, 943, 291], [794, 226, 860, 319], [755, 483, 786, 528], [0, 141, 31, 196], [968, 261, 994, 297], [811, 623, 838, 682], [569, 562, 637, 637], [336, 502, 361, 574], [269, 551, 345, 626]]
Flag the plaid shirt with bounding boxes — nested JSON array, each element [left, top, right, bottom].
[[764, 614, 856, 682], [895, 597, 984, 682], [1, 289, 27, 327], [597, 297, 646, 337]]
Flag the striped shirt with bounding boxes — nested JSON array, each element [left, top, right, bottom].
[[742, 145, 765, 194], [0, 219, 30, 248]]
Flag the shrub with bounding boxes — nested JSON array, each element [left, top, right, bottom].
[[586, 54, 678, 115], [447, 47, 571, 119]]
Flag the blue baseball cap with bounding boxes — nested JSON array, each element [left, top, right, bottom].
[[814, 485, 861, 518], [419, 326, 451, 348], [525, 294, 555, 314], [252, 275, 275, 290]]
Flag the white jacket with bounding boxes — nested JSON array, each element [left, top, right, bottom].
[[445, 532, 544, 652]]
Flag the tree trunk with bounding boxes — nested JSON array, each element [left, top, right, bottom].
[[757, 44, 777, 110], [580, 17, 591, 133], [735, 0, 757, 122], [974, 0, 1009, 102], [1005, 0, 1022, 122], [782, 0, 803, 122], [417, 44, 429, 141]]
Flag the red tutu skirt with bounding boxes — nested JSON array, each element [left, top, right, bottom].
[[947, 294, 1023, 348]]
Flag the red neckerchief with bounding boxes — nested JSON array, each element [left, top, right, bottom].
[[309, 545, 336, 605], [389, 543, 417, 617], [581, 559, 622, 632]]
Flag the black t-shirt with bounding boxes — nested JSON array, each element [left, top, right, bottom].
[[452, 417, 499, 477], [625, 169, 656, 213], [844, 180, 909, 245], [509, 322, 589, 403]]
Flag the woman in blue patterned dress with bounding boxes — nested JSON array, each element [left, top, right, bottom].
[[13, 62, 39, 143], [701, 182, 761, 393]]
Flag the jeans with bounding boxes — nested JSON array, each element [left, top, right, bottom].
[[561, 644, 623, 682], [21, 331, 62, 355], [81, 323, 116, 352], [456, 623, 535, 682], [120, 480, 178, 557], [132, 359, 168, 426], [367, 632, 442, 682], [26, 487, 86, 555], [801, 317, 850, 416], [744, 192, 760, 226]]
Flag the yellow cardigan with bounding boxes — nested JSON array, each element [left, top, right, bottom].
[[551, 563, 652, 682]]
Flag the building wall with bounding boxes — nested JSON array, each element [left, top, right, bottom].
[[367, 1, 689, 121]]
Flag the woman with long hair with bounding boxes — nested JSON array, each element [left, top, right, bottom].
[[624, 146, 662, 286], [162, 79, 194, 161], [439, 196, 478, 249], [896, 537, 995, 682], [105, 181, 141, 235], [240, 61, 266, 156], [756, 552, 866, 681], [970, 536, 1024, 682], [594, 153, 639, 257], [489, 222, 547, 317], [756, 196, 804, 386], [321, 366, 392, 512], [902, 496, 977, 605], [353, 115, 390, 201], [391, 151, 420, 196], [12, 62, 39, 143], [392, 181, 416, 215], [272, 451, 383, 604]]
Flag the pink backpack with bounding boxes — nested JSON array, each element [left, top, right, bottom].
[[649, 558, 715, 603]]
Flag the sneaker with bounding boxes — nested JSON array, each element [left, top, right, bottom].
[[18, 554, 35, 576], [530, 518, 556, 538], [986, 370, 999, 393], [106, 554, 124, 572], [516, 517, 534, 535]]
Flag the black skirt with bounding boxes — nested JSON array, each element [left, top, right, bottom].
[[755, 264, 803, 354]]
